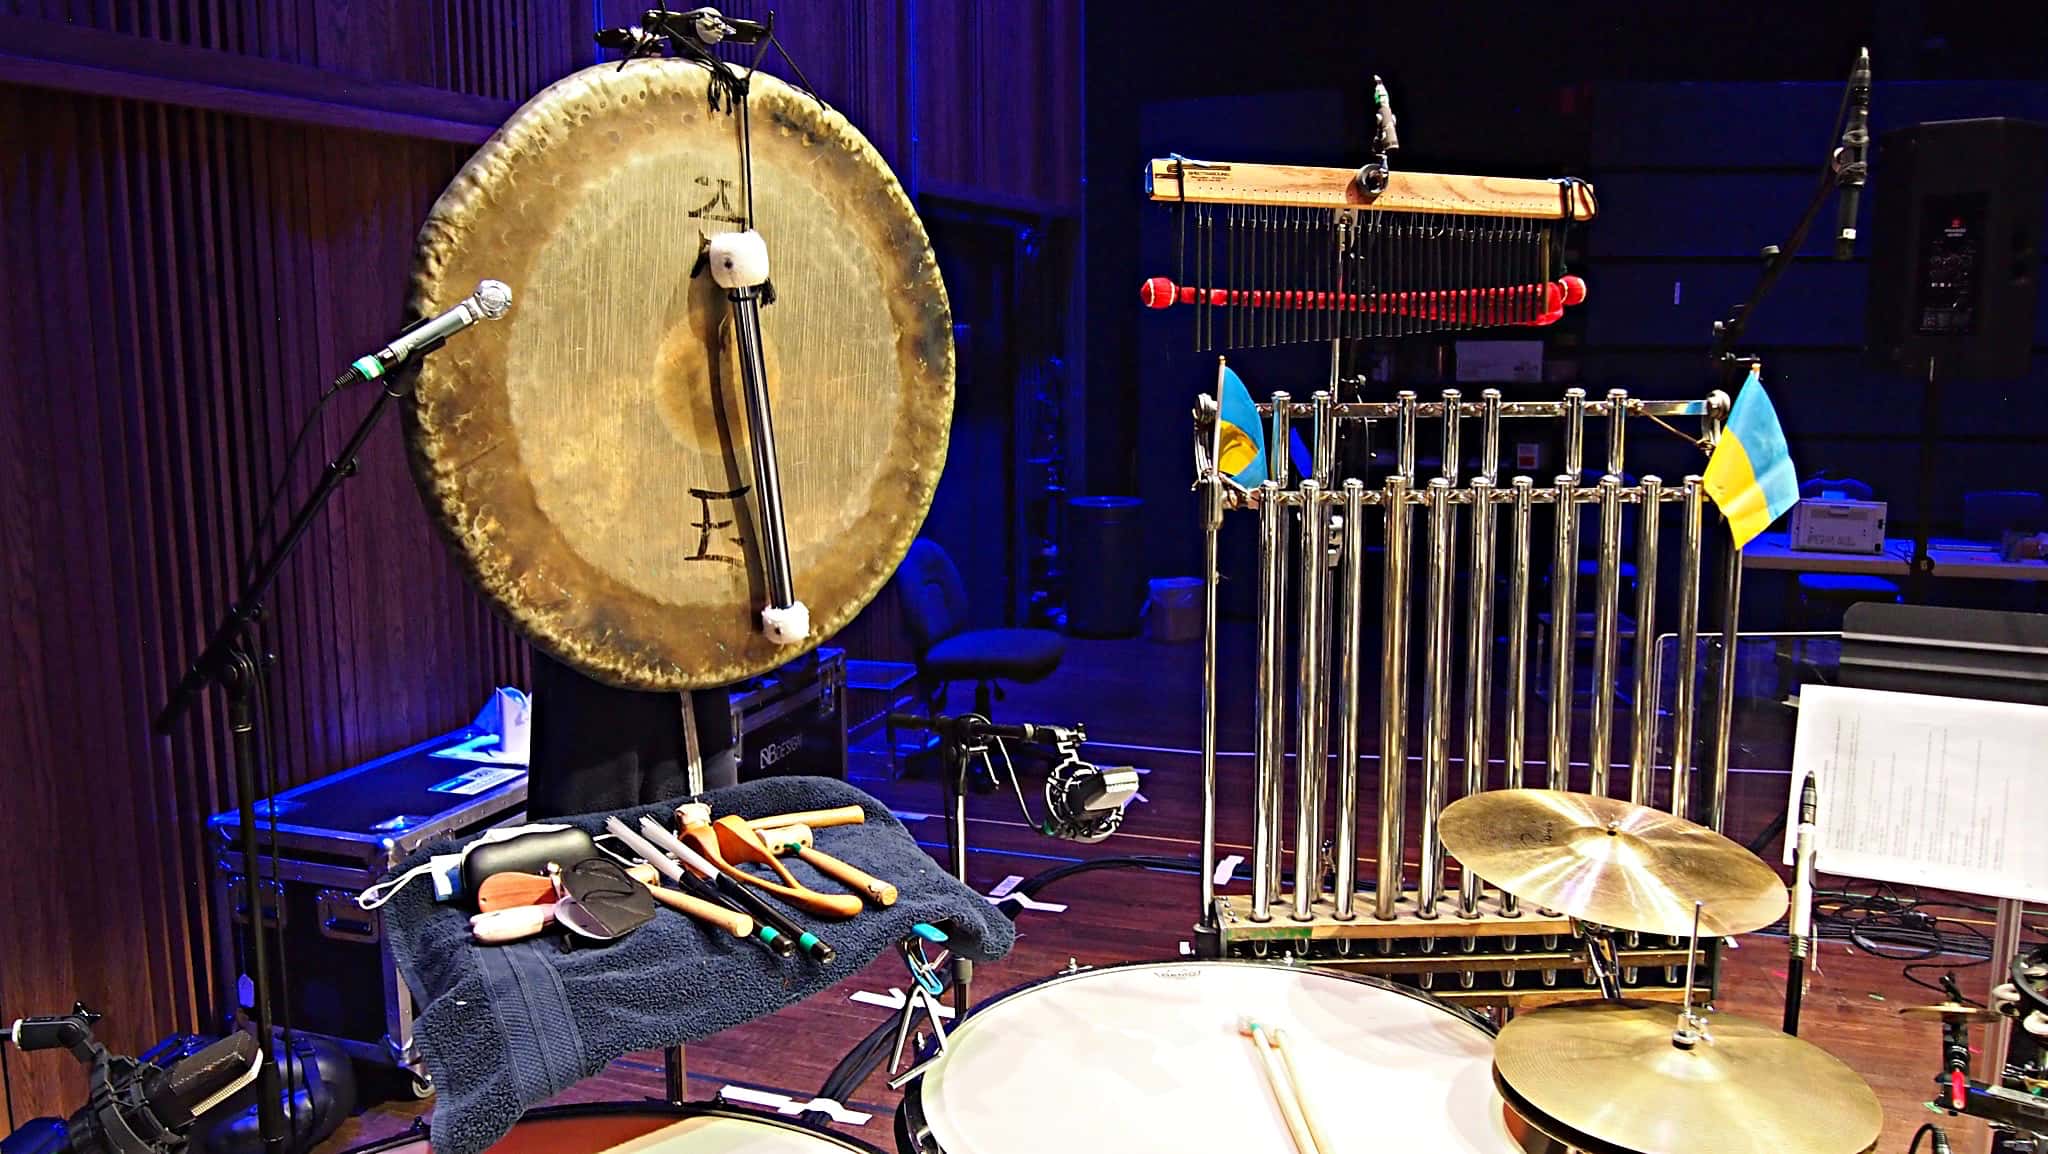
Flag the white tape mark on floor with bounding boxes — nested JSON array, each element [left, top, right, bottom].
[[717, 1085, 872, 1125], [849, 988, 956, 1019], [1213, 854, 1244, 885]]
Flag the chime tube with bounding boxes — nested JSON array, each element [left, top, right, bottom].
[[1480, 390, 1503, 482], [1562, 388, 1586, 475], [1460, 477, 1497, 918], [1375, 473, 1412, 920], [1396, 391, 1417, 478], [1332, 481, 1366, 918], [1546, 476, 1579, 791], [1441, 389, 1462, 486], [1199, 474, 1223, 919], [1671, 477, 1705, 821], [1501, 477, 1535, 917], [1418, 478, 1456, 916], [1588, 476, 1624, 797], [1293, 482, 1330, 920], [1312, 390, 1335, 485], [1710, 544, 1742, 833], [1266, 395, 1291, 898], [1629, 476, 1664, 806], [1251, 483, 1285, 921]]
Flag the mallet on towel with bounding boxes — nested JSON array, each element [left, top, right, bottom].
[[675, 804, 865, 920], [637, 816, 836, 964], [475, 863, 753, 940], [753, 822, 898, 907], [743, 804, 867, 832]]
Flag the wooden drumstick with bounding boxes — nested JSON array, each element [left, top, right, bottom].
[[1268, 1028, 1332, 1154], [1238, 1018, 1321, 1154], [755, 823, 898, 907], [676, 810, 865, 920], [741, 804, 866, 833], [642, 883, 754, 938]]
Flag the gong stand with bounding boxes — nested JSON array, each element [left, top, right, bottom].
[[607, 11, 812, 646], [153, 368, 423, 1154]]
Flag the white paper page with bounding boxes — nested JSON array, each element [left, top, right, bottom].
[[1788, 684, 2048, 902]]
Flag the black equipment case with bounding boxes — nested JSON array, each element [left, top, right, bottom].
[[207, 726, 527, 1088]]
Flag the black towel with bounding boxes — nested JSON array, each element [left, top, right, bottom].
[[380, 776, 1014, 1154]]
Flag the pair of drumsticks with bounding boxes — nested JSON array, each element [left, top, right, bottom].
[[1239, 1018, 1331, 1154]]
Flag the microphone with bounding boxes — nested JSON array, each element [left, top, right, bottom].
[[595, 25, 663, 54], [1036, 726, 1138, 842], [142, 1032, 262, 1129], [1789, 774, 1819, 956], [335, 279, 511, 388], [1834, 48, 1870, 260], [646, 7, 768, 46]]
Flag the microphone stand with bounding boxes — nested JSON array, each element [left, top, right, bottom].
[[1709, 52, 1867, 847], [152, 364, 422, 1154]]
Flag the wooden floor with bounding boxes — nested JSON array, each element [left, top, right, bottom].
[[328, 634, 2017, 1154]]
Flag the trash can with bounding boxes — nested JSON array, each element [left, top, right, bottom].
[[1065, 496, 1145, 636], [1145, 577, 1205, 642]]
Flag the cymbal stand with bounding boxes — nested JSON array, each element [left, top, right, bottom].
[[1672, 902, 1711, 1049]]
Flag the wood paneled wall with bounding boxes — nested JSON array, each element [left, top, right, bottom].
[[0, 1, 1080, 1132]]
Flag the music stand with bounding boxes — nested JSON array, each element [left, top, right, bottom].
[[1833, 601, 2048, 1100]]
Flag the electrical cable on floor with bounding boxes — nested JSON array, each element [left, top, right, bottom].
[[1908, 1120, 1952, 1154]]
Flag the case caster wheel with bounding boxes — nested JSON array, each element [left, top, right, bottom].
[[407, 1072, 434, 1100]]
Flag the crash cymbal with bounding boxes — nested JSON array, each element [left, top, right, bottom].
[[1899, 1002, 2004, 1024], [1494, 1000, 1882, 1154], [1439, 789, 1787, 937]]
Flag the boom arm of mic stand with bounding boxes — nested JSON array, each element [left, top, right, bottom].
[[148, 376, 405, 1154], [154, 379, 406, 733]]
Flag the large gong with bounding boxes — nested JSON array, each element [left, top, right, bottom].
[[406, 60, 953, 689]]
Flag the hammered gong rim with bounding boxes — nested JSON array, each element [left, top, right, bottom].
[[405, 60, 953, 690]]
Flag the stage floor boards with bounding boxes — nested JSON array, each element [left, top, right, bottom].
[[328, 634, 2011, 1154]]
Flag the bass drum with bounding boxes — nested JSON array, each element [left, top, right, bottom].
[[896, 960, 1517, 1154], [353, 1103, 888, 1153]]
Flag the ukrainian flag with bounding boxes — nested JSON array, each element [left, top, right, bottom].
[[1215, 363, 1267, 487], [1703, 365, 1800, 549]]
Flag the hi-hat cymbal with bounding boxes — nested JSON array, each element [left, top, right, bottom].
[[1439, 789, 1787, 937], [1495, 1000, 1883, 1154], [1899, 1002, 2004, 1024]]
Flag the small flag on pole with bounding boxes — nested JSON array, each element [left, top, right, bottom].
[[1703, 365, 1800, 549], [1215, 362, 1268, 488]]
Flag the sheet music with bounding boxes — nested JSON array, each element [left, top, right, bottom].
[[1789, 684, 2048, 902]]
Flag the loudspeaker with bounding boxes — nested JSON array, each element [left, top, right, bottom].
[[1867, 117, 2046, 379]]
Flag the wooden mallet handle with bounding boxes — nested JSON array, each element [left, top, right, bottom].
[[757, 823, 899, 907], [743, 804, 866, 832], [643, 884, 753, 938]]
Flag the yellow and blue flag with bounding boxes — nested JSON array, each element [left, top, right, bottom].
[[1703, 365, 1800, 549], [1215, 364, 1268, 487]]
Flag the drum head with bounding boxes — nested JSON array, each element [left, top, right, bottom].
[[351, 1103, 883, 1153], [407, 60, 953, 689], [906, 961, 1515, 1154]]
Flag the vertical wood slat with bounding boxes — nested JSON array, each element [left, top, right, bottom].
[[0, 84, 526, 1130]]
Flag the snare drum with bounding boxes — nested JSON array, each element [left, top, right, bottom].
[[897, 961, 1516, 1154], [352, 1103, 887, 1153]]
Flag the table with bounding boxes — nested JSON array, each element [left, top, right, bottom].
[[1742, 531, 2048, 582]]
